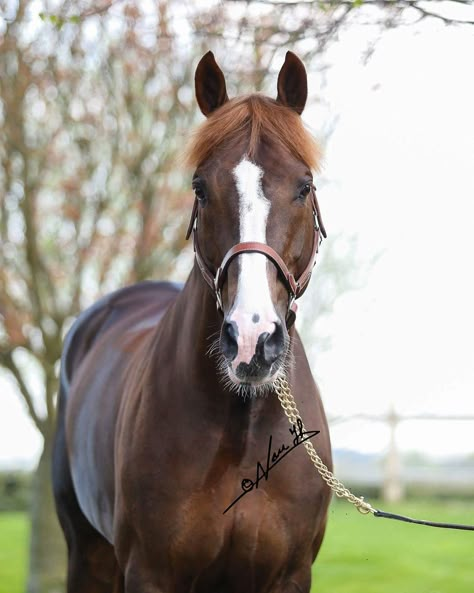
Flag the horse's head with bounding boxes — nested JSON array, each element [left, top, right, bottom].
[[186, 51, 324, 395]]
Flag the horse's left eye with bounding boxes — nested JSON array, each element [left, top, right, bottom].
[[194, 186, 205, 201], [299, 183, 312, 200], [192, 181, 207, 203]]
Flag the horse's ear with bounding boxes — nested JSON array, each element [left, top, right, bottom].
[[195, 51, 229, 117], [276, 51, 308, 115]]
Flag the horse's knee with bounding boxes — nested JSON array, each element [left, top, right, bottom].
[[123, 554, 166, 593], [66, 536, 121, 593]]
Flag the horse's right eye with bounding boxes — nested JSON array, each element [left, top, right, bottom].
[[192, 181, 207, 203], [194, 187, 205, 200]]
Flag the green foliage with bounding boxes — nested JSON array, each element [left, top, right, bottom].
[[38, 12, 81, 28], [0, 471, 32, 512]]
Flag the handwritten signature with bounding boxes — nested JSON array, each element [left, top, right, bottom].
[[223, 418, 320, 514]]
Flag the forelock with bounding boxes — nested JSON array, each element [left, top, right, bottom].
[[184, 94, 321, 172]]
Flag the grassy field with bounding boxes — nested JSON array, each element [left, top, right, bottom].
[[0, 512, 29, 593], [0, 500, 473, 592], [312, 498, 474, 592]]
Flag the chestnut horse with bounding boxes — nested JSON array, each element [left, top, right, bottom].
[[53, 51, 332, 593]]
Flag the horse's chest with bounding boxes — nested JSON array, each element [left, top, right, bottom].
[[168, 485, 296, 587], [118, 404, 324, 589]]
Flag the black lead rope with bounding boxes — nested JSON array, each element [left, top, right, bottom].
[[273, 377, 474, 534], [373, 509, 474, 531]]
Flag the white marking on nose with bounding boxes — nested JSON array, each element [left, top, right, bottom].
[[229, 158, 278, 368]]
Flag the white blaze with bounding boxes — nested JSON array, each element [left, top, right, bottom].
[[230, 158, 278, 368]]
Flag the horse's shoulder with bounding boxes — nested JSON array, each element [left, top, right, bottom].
[[60, 281, 182, 393]]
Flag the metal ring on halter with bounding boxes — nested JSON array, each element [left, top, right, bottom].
[[288, 293, 296, 311], [215, 289, 224, 312], [214, 270, 224, 312]]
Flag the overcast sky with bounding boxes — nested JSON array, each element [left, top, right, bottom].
[[303, 18, 474, 456], [1, 12, 473, 468]]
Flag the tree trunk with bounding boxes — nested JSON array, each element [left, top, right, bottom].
[[26, 430, 66, 593]]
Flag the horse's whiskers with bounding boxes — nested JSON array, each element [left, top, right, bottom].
[[206, 336, 222, 358], [204, 327, 296, 399]]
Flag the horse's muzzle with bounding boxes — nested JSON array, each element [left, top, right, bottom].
[[220, 318, 287, 384]]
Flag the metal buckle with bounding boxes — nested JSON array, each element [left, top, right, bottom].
[[214, 268, 221, 291], [313, 209, 319, 231], [214, 269, 223, 312], [216, 289, 223, 313], [288, 293, 296, 314]]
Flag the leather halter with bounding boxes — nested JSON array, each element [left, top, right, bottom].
[[185, 186, 326, 327]]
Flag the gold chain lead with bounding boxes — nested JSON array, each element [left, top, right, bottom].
[[274, 376, 375, 515]]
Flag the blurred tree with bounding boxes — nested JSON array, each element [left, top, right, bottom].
[[1, 0, 473, 592], [0, 2, 199, 591]]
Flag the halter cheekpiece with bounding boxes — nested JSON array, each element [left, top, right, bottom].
[[185, 185, 326, 327]]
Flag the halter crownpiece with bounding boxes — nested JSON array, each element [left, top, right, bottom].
[[186, 185, 326, 327]]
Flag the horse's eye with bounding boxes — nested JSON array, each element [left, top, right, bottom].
[[299, 183, 312, 200], [192, 183, 206, 202]]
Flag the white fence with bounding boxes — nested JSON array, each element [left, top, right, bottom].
[[328, 412, 474, 501]]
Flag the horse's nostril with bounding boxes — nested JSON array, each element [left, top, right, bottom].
[[220, 320, 238, 361], [262, 322, 285, 365]]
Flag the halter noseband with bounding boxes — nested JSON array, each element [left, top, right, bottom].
[[185, 186, 326, 327]]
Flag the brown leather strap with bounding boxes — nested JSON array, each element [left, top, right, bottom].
[[286, 300, 298, 328], [294, 226, 320, 298], [193, 231, 217, 292], [311, 189, 327, 239], [186, 198, 199, 240], [186, 186, 326, 324], [216, 242, 298, 296]]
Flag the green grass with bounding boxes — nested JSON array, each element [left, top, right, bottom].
[[0, 512, 29, 593], [311, 498, 474, 592], [1, 500, 473, 593]]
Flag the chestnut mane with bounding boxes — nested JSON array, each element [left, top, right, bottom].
[[184, 94, 321, 171]]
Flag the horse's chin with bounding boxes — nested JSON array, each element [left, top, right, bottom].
[[225, 365, 283, 397]]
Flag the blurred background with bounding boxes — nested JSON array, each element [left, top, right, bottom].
[[1, 1, 473, 592]]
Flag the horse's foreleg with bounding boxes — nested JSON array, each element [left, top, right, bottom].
[[65, 535, 122, 593], [120, 548, 169, 593]]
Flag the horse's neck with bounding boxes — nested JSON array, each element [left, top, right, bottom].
[[158, 264, 284, 423], [169, 264, 221, 375]]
